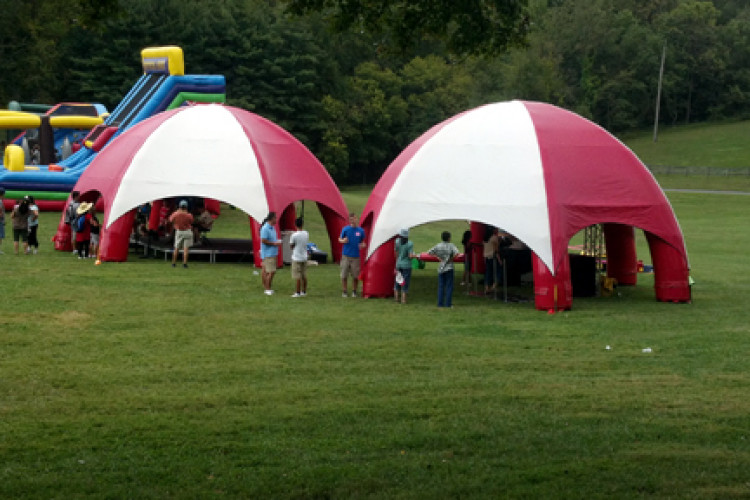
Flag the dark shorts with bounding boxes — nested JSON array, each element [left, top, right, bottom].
[[13, 228, 28, 242]]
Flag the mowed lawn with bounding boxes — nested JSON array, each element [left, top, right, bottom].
[[1, 182, 749, 498]]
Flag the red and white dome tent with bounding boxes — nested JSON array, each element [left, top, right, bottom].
[[359, 100, 691, 310], [55, 104, 348, 264]]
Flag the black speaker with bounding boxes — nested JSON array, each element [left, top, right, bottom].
[[569, 254, 597, 297]]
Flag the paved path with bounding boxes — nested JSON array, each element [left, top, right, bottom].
[[664, 188, 750, 196]]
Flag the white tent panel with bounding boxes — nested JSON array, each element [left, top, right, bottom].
[[367, 101, 554, 269], [107, 105, 269, 227]]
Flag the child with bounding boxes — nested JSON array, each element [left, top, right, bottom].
[[89, 210, 101, 258], [427, 231, 460, 308], [289, 217, 309, 297], [394, 228, 416, 304]]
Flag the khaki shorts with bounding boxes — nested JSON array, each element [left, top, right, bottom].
[[291, 260, 307, 280], [262, 256, 277, 273], [340, 255, 360, 279], [174, 229, 193, 249]]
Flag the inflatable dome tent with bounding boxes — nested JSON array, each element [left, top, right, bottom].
[[359, 100, 691, 310], [55, 104, 348, 263]]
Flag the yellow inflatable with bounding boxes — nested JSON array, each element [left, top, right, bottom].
[[0, 111, 103, 129], [3, 144, 25, 172]]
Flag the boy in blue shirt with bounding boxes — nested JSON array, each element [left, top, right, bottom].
[[338, 212, 366, 297]]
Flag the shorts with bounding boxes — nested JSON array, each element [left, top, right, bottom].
[[13, 228, 28, 242], [174, 229, 193, 249], [262, 256, 277, 273], [291, 260, 307, 280], [340, 255, 360, 279], [91, 233, 100, 246]]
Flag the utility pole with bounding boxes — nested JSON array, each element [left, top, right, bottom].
[[653, 41, 667, 143]]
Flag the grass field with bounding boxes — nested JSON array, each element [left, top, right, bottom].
[[2, 170, 750, 498], [623, 119, 750, 169]]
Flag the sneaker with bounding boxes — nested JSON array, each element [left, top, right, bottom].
[[351, 291, 358, 298], [183, 263, 188, 268], [342, 292, 348, 298], [264, 290, 274, 296], [300, 292, 306, 297], [172, 263, 176, 268], [291, 292, 301, 298]]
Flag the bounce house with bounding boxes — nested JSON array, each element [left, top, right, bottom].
[[55, 104, 348, 264], [1, 46, 225, 211], [359, 100, 691, 310]]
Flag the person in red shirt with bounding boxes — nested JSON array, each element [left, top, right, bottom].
[[168, 200, 194, 268], [74, 202, 93, 259]]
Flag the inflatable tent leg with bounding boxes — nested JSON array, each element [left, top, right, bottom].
[[533, 253, 572, 311], [603, 223, 638, 286], [100, 210, 136, 262], [249, 216, 262, 268], [645, 232, 691, 303], [318, 202, 346, 263], [53, 202, 73, 252], [362, 240, 397, 298], [471, 222, 486, 276], [148, 200, 163, 232]]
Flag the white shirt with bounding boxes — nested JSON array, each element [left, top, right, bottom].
[[289, 230, 309, 262]]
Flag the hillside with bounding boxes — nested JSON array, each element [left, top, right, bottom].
[[623, 119, 750, 169]]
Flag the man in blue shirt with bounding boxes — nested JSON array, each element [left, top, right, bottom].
[[338, 212, 366, 297], [260, 211, 282, 295]]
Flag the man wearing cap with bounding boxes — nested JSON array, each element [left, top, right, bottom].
[[394, 228, 416, 304], [169, 200, 194, 268]]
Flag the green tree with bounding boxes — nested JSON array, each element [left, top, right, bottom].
[[284, 0, 530, 56], [654, 1, 724, 124]]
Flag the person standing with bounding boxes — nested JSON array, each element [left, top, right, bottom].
[[26, 196, 39, 254], [168, 200, 194, 268], [66, 191, 81, 253], [0, 188, 6, 254], [289, 217, 309, 297], [74, 202, 93, 259], [11, 198, 30, 255], [260, 211, 282, 295], [394, 228, 416, 304], [428, 231, 460, 308], [338, 212, 366, 297], [89, 210, 101, 259], [483, 226, 499, 294], [460, 229, 474, 286]]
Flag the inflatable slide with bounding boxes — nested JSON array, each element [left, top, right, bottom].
[[1, 46, 226, 210]]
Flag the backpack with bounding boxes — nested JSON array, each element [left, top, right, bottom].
[[75, 214, 86, 232]]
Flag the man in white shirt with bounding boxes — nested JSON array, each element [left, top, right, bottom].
[[289, 217, 309, 297]]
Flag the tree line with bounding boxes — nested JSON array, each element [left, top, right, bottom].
[[1, 0, 748, 183]]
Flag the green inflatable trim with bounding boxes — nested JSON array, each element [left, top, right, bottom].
[[5, 190, 70, 201], [166, 92, 226, 110]]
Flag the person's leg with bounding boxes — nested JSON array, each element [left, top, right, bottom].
[[437, 272, 445, 307], [401, 267, 411, 304], [301, 275, 307, 294], [340, 258, 350, 296], [268, 271, 276, 290], [445, 269, 455, 307], [182, 242, 189, 265]]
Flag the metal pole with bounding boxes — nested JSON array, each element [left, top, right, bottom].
[[653, 41, 667, 143]]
